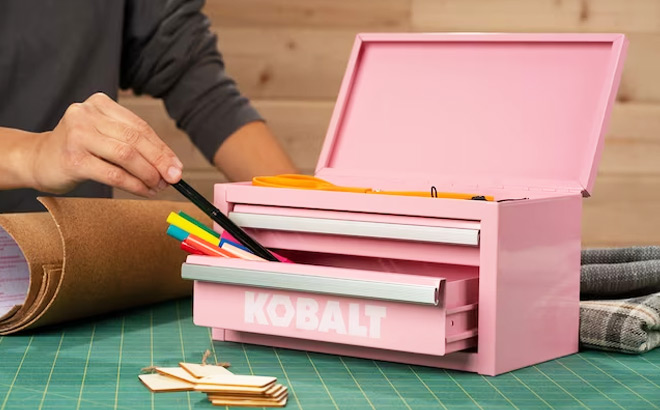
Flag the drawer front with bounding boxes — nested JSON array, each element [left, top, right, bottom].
[[226, 204, 481, 266], [230, 205, 480, 246], [183, 257, 476, 356], [194, 282, 448, 356]]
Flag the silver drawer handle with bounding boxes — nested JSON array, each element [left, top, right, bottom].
[[182, 263, 441, 306], [228, 212, 479, 246]]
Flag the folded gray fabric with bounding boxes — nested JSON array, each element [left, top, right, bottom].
[[580, 292, 660, 353], [581, 246, 660, 298], [579, 247, 660, 353]]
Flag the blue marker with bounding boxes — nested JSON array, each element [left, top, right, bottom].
[[167, 224, 189, 242], [219, 238, 252, 253]]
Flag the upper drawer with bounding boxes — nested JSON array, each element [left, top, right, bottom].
[[230, 204, 480, 246], [183, 256, 478, 356]]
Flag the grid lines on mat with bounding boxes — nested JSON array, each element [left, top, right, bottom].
[[0, 298, 658, 409]]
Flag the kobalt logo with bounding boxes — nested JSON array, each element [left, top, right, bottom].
[[244, 291, 387, 338]]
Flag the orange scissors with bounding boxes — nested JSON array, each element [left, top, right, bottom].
[[252, 174, 494, 201]]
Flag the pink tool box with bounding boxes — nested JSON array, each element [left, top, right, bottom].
[[182, 33, 627, 375]]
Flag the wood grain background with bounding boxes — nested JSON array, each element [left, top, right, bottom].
[[116, 0, 660, 247]]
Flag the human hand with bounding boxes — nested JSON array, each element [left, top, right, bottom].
[[30, 92, 183, 197]]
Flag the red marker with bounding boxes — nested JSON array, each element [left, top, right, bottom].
[[180, 241, 204, 255], [183, 234, 237, 258]]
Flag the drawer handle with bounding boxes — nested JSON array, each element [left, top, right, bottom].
[[183, 263, 441, 306], [229, 212, 480, 246]]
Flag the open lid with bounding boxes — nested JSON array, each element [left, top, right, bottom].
[[316, 33, 627, 196]]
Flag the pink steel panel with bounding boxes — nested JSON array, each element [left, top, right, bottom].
[[240, 230, 481, 267], [217, 329, 484, 374], [187, 255, 444, 287], [232, 204, 481, 230], [489, 196, 582, 374], [317, 33, 627, 195], [223, 184, 496, 220], [230, 203, 481, 265], [472, 196, 582, 375], [194, 282, 451, 356]]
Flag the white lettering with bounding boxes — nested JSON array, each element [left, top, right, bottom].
[[348, 303, 367, 337], [244, 291, 268, 324], [318, 301, 346, 335], [266, 295, 295, 327], [296, 297, 319, 330], [243, 291, 386, 339], [364, 305, 387, 338]]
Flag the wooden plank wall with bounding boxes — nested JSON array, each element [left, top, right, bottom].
[[116, 0, 660, 247]]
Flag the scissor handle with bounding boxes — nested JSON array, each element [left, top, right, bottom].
[[252, 174, 493, 200], [253, 174, 368, 193], [254, 174, 317, 188]]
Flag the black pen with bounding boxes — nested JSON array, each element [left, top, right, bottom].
[[171, 179, 280, 262]]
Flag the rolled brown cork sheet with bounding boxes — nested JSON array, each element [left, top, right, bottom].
[[0, 197, 208, 334]]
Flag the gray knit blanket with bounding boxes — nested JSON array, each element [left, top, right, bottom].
[[580, 247, 660, 353]]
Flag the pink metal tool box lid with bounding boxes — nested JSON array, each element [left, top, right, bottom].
[[316, 33, 628, 196]]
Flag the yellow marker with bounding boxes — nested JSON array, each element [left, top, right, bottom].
[[166, 212, 220, 246]]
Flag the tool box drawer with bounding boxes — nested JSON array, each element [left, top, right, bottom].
[[184, 256, 478, 356], [226, 204, 481, 266]]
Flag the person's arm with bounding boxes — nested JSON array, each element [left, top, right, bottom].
[[213, 122, 296, 181], [121, 0, 297, 181], [0, 93, 183, 196], [0, 127, 41, 191]]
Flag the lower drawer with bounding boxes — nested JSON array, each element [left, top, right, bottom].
[[183, 256, 478, 357]]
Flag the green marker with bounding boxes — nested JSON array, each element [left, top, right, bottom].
[[178, 211, 220, 238]]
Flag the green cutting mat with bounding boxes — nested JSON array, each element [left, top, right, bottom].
[[1, 298, 658, 410]]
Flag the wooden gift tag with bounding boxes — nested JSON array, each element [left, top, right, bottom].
[[194, 383, 273, 395], [210, 396, 288, 407], [138, 373, 194, 392], [207, 393, 288, 403], [179, 362, 233, 378], [207, 384, 288, 401], [155, 367, 199, 384], [196, 374, 276, 388], [262, 384, 287, 398]]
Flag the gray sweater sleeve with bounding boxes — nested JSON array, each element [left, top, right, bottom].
[[120, 0, 262, 163]]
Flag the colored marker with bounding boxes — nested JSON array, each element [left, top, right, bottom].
[[183, 234, 237, 258], [168, 223, 261, 260], [221, 242, 265, 261], [167, 224, 189, 242], [171, 179, 279, 262], [180, 241, 204, 255], [218, 226, 293, 263], [178, 211, 220, 239], [167, 212, 220, 246], [219, 237, 251, 253]]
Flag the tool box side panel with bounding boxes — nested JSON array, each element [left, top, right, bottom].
[[491, 195, 582, 374], [214, 184, 233, 218]]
